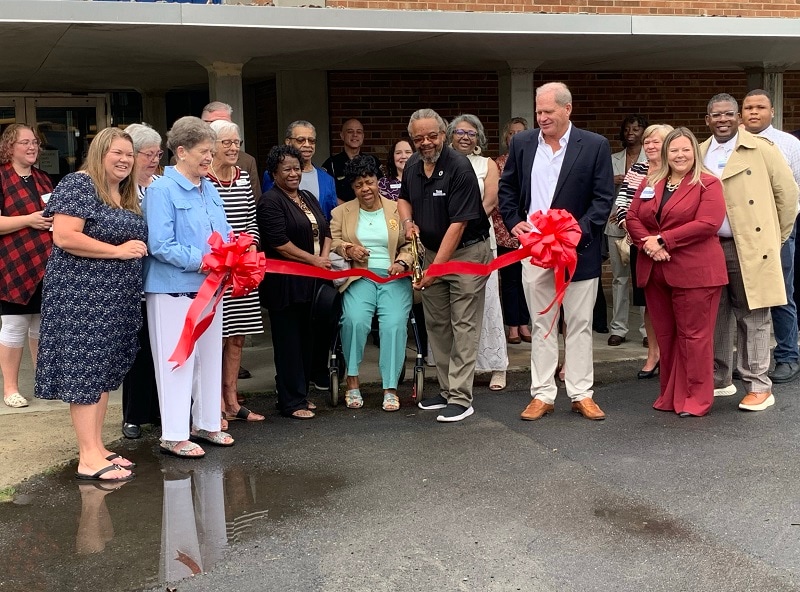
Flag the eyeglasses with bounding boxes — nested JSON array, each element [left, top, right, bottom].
[[708, 111, 736, 120], [15, 140, 40, 147], [138, 150, 163, 161], [453, 129, 478, 139], [412, 132, 441, 145], [217, 139, 242, 148], [290, 137, 316, 145]]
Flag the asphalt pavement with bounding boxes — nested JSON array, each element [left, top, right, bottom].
[[2, 356, 799, 592]]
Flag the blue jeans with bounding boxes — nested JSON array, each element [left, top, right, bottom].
[[772, 217, 799, 364]]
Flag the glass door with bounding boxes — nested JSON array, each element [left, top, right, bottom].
[[26, 97, 108, 185], [0, 97, 25, 136]]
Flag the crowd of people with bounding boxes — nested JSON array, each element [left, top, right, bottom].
[[2, 86, 800, 481]]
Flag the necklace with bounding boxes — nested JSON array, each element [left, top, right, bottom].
[[359, 208, 382, 226], [210, 164, 235, 192], [666, 177, 683, 192]]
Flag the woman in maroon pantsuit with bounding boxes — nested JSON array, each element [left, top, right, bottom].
[[626, 127, 727, 417]]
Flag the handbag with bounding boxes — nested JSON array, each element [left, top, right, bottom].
[[490, 207, 519, 249], [329, 251, 350, 288], [614, 235, 631, 266]]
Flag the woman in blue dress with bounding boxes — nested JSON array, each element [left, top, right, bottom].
[[35, 127, 148, 483]]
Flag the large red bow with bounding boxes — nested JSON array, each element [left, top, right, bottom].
[[169, 232, 266, 368]]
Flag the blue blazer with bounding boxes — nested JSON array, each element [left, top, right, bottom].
[[498, 126, 614, 281], [261, 165, 338, 221]]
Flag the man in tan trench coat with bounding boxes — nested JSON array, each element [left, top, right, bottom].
[[700, 92, 799, 412]]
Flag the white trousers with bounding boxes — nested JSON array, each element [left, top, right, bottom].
[[522, 262, 597, 404], [0, 314, 40, 348], [146, 293, 222, 441]]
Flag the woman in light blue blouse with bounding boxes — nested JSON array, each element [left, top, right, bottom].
[[143, 116, 234, 459], [330, 156, 414, 412]]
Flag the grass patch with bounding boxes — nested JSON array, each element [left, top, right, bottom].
[[0, 487, 16, 503]]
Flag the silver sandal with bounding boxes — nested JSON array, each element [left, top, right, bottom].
[[160, 440, 206, 458], [190, 429, 235, 447]]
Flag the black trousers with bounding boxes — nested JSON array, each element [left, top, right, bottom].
[[122, 302, 160, 426], [269, 303, 313, 415], [497, 246, 530, 327]]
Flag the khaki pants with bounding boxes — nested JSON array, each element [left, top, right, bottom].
[[522, 262, 598, 404], [422, 240, 490, 407]]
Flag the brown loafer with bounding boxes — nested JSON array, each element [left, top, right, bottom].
[[520, 398, 554, 420], [507, 335, 522, 344], [571, 398, 606, 420], [607, 335, 626, 346]]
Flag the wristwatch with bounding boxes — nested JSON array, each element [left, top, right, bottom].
[[656, 235, 665, 247], [395, 260, 409, 270]]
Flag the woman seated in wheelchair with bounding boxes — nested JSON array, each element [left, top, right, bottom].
[[330, 155, 414, 412]]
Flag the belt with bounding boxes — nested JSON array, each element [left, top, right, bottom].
[[458, 234, 488, 250], [718, 236, 735, 241]]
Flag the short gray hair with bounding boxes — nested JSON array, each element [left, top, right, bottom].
[[285, 120, 316, 139], [209, 119, 240, 139], [536, 82, 572, 106], [707, 93, 738, 114], [447, 114, 488, 153], [407, 108, 447, 136], [167, 116, 216, 153], [202, 101, 233, 117], [124, 123, 162, 153]]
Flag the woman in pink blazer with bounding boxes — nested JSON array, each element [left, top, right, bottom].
[[626, 127, 728, 417]]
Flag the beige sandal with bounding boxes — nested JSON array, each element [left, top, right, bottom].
[[489, 371, 506, 391], [382, 392, 400, 412], [4, 392, 28, 408]]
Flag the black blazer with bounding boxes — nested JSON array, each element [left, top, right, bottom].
[[498, 127, 614, 281], [257, 187, 331, 310]]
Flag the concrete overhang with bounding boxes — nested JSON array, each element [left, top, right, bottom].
[[2, 1, 799, 92]]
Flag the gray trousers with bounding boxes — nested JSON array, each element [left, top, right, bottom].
[[713, 238, 772, 394]]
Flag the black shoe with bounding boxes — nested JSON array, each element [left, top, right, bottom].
[[436, 404, 474, 422], [122, 423, 141, 439], [238, 366, 252, 380], [371, 330, 380, 347], [732, 369, 742, 380], [593, 324, 609, 334], [637, 361, 660, 379], [418, 394, 447, 410], [769, 361, 800, 383]]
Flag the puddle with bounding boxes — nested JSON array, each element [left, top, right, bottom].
[[0, 445, 346, 591]]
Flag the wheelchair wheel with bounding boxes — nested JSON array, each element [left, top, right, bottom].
[[329, 368, 339, 407], [413, 366, 424, 402]]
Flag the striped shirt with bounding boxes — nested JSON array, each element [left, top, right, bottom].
[[615, 161, 650, 225]]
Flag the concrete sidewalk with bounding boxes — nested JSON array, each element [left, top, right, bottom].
[[0, 306, 651, 417]]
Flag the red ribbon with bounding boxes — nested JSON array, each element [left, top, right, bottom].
[[169, 232, 267, 369], [263, 209, 581, 322]]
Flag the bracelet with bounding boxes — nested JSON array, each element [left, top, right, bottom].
[[395, 259, 409, 270], [402, 218, 414, 225]]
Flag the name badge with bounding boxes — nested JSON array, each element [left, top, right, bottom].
[[717, 160, 727, 170], [640, 187, 655, 200], [41, 193, 52, 205], [235, 179, 249, 187], [390, 183, 401, 190], [433, 189, 446, 197]]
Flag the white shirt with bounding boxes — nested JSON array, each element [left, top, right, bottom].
[[704, 132, 737, 237], [529, 123, 572, 220], [756, 125, 800, 203]]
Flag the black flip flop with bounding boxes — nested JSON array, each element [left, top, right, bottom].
[[75, 464, 135, 482], [105, 453, 136, 469]]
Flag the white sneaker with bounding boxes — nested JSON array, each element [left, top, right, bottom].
[[713, 384, 737, 397]]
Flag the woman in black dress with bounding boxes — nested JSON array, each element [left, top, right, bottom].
[[257, 145, 332, 419]]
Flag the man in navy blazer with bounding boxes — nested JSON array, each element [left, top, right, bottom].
[[498, 82, 614, 422]]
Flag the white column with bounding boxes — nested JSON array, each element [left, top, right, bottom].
[[203, 61, 246, 132], [499, 62, 540, 142]]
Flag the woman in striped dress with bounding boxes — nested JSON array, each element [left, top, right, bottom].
[[207, 120, 265, 423]]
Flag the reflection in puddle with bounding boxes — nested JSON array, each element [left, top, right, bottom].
[[0, 449, 345, 591]]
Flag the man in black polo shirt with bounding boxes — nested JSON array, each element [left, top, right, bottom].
[[398, 108, 490, 422]]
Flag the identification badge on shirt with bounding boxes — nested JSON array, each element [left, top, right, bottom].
[[717, 160, 727, 170], [235, 179, 249, 187], [390, 183, 401, 190], [433, 189, 446, 197], [640, 187, 655, 201], [41, 192, 52, 205]]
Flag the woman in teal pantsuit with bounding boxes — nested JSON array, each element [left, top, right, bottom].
[[330, 155, 414, 411]]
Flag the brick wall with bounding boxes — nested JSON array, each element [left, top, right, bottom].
[[326, 1, 800, 18], [327, 70, 500, 165], [324, 69, 800, 157], [533, 71, 750, 151]]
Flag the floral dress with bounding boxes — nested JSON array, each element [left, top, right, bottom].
[[35, 173, 147, 404]]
